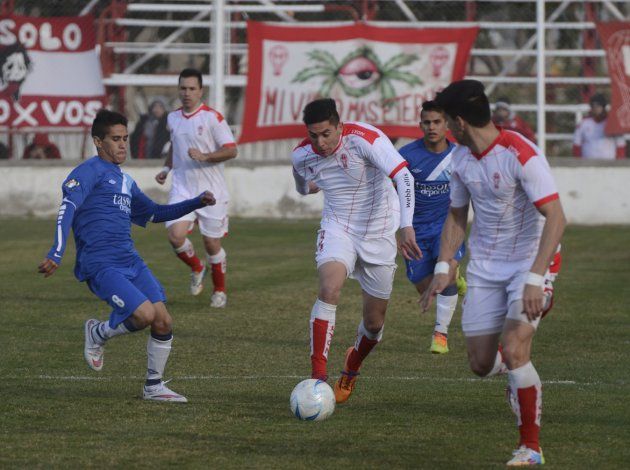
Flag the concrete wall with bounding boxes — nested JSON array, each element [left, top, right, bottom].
[[1, 161, 629, 224]]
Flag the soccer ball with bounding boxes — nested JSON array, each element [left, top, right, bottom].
[[290, 379, 335, 421]]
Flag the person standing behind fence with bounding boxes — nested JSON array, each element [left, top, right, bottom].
[[130, 99, 170, 159], [573, 93, 626, 160], [22, 133, 62, 160], [155, 68, 238, 308], [492, 97, 537, 144]]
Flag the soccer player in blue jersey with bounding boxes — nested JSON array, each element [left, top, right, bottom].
[[37, 110, 216, 403], [398, 101, 466, 354]]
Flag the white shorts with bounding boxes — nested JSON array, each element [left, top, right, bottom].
[[315, 228, 397, 300], [461, 258, 551, 337], [165, 191, 229, 238]]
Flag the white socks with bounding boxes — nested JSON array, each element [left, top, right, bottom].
[[146, 333, 173, 383], [435, 293, 458, 334]]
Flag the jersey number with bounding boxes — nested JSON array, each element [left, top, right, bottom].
[[111, 295, 125, 308]]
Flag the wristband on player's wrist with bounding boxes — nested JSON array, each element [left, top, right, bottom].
[[434, 261, 450, 275], [161, 166, 171, 174], [525, 271, 545, 287]]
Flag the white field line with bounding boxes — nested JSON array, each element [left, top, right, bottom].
[[3, 375, 621, 386]]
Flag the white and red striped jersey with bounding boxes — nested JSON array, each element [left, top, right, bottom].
[[292, 121, 410, 239], [450, 129, 559, 261], [167, 104, 236, 201], [573, 116, 626, 160]]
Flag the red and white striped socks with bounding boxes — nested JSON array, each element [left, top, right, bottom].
[[508, 361, 543, 452], [309, 299, 336, 380], [346, 320, 383, 373]]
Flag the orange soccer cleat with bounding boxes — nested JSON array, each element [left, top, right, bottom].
[[334, 347, 360, 404]]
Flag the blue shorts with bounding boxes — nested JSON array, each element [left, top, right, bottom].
[[405, 235, 466, 284], [87, 260, 166, 328]]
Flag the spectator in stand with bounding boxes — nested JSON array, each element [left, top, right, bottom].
[[573, 93, 626, 160], [22, 133, 62, 160], [492, 97, 537, 143], [130, 99, 170, 159], [0, 141, 9, 159]]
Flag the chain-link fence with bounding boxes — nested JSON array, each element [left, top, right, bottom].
[[2, 0, 628, 161]]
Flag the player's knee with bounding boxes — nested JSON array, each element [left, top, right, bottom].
[[468, 355, 495, 377], [318, 284, 341, 304], [132, 302, 157, 329]]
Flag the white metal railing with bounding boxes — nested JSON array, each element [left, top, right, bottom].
[[57, 0, 630, 160]]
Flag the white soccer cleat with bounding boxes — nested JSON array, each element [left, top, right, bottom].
[[143, 380, 188, 403], [190, 265, 207, 296], [210, 291, 227, 308], [506, 446, 545, 466], [84, 319, 104, 371]]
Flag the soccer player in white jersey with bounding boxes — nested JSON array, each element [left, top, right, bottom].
[[292, 98, 421, 404], [421, 81, 566, 466], [155, 69, 237, 308]]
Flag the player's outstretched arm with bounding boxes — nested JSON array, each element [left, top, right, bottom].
[[37, 258, 59, 278], [155, 146, 173, 184], [522, 198, 566, 320], [188, 145, 237, 163], [420, 205, 468, 312]]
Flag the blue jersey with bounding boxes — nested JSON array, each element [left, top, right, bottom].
[[398, 138, 456, 236], [47, 156, 160, 281]]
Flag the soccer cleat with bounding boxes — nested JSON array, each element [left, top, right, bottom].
[[210, 291, 227, 308], [334, 347, 360, 404], [430, 331, 449, 354], [143, 380, 188, 403], [506, 446, 545, 466], [456, 267, 467, 296], [83, 319, 104, 371], [190, 265, 207, 296]]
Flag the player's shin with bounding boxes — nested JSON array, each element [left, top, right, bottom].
[[174, 238, 204, 272], [310, 299, 336, 381], [346, 320, 383, 373], [146, 331, 173, 386], [207, 248, 227, 292], [507, 361, 542, 452], [435, 283, 458, 335]]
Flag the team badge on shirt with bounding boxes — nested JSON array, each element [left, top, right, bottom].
[[64, 179, 80, 190], [197, 125, 203, 136], [340, 154, 348, 169], [493, 172, 501, 189]]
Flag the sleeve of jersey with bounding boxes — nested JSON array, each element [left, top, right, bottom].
[[449, 170, 470, 208], [391, 167, 414, 228], [130, 183, 204, 226], [46, 167, 97, 263], [519, 156, 559, 208], [210, 115, 237, 148], [366, 135, 409, 178]]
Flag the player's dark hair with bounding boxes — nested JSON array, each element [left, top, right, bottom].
[[434, 80, 491, 127], [589, 93, 607, 107], [179, 68, 203, 87], [91, 109, 128, 139], [303, 98, 340, 126], [420, 100, 445, 119]]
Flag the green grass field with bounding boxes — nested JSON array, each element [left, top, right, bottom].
[[1, 219, 629, 468]]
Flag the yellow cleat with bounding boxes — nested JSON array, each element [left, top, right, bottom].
[[430, 332, 449, 354], [456, 267, 467, 296], [334, 347, 360, 404]]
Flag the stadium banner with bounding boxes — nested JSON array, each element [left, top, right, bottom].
[[0, 15, 105, 127], [596, 22, 630, 135], [239, 21, 478, 143]]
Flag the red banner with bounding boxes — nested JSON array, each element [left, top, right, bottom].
[[0, 15, 105, 127], [597, 22, 630, 135], [240, 21, 478, 143]]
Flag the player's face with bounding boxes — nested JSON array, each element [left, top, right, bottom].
[[95, 124, 129, 165], [179, 76, 203, 112], [590, 102, 605, 119], [420, 110, 447, 145], [306, 120, 342, 156], [445, 115, 466, 145]]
